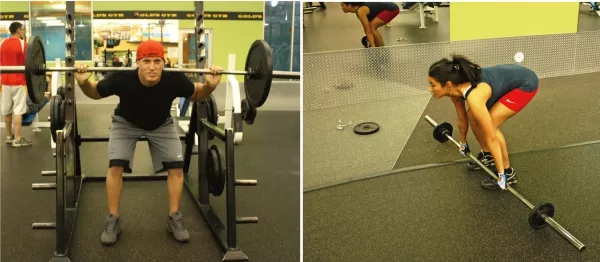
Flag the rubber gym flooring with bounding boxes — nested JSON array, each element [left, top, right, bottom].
[[1, 105, 300, 261], [303, 72, 600, 260], [303, 2, 450, 53]]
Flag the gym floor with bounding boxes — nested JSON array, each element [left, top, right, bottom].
[[1, 103, 300, 261], [303, 72, 600, 260], [303, 2, 450, 53], [578, 3, 600, 32]]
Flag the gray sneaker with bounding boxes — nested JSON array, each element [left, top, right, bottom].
[[11, 137, 32, 147], [5, 135, 14, 144], [101, 214, 121, 245], [167, 212, 190, 242], [467, 151, 495, 170]]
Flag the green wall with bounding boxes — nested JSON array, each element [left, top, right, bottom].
[[0, 1, 29, 12], [450, 2, 579, 41], [92, 1, 264, 83]]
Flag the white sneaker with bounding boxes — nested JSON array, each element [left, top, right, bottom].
[[497, 173, 507, 190]]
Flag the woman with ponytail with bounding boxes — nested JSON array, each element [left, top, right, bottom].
[[427, 55, 539, 190], [341, 2, 400, 47]]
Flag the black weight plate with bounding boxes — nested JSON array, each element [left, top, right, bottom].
[[433, 122, 453, 143], [241, 99, 257, 125], [25, 36, 48, 104], [57, 86, 66, 100], [49, 96, 61, 142], [361, 35, 370, 48], [204, 95, 217, 140], [59, 100, 65, 130], [244, 40, 273, 108], [208, 145, 225, 196], [206, 148, 216, 194], [208, 94, 218, 126], [354, 122, 380, 135], [529, 202, 554, 229]]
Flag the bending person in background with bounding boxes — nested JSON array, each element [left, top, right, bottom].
[[341, 2, 400, 47], [427, 55, 539, 190]]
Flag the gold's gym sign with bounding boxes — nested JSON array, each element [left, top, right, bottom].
[[93, 11, 263, 20], [0, 12, 29, 21]]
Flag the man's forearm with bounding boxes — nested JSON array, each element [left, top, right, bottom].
[[190, 82, 217, 101], [78, 79, 100, 99]]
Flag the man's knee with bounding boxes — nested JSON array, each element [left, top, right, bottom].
[[108, 166, 124, 176], [167, 168, 184, 177]]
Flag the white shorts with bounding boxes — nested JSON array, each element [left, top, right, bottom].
[[1, 85, 28, 116]]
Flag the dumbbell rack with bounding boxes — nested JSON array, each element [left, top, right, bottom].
[[31, 2, 258, 261]]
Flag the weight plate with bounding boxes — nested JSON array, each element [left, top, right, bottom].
[[49, 96, 61, 142], [203, 94, 217, 140], [207, 145, 225, 196], [241, 99, 257, 125], [57, 86, 66, 100], [353, 122, 380, 135], [433, 122, 453, 143], [244, 40, 273, 108], [208, 94, 218, 126], [361, 35, 370, 48], [529, 202, 554, 229], [59, 100, 65, 130], [25, 36, 48, 104], [206, 148, 215, 194]]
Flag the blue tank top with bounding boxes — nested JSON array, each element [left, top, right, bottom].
[[362, 2, 399, 21], [464, 64, 539, 109]]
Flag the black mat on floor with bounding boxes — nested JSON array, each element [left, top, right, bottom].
[[304, 143, 600, 261], [1, 105, 300, 262]]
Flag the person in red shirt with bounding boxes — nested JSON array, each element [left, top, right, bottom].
[[0, 22, 32, 147]]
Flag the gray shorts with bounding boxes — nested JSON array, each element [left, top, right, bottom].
[[1, 85, 28, 116], [109, 115, 184, 173]]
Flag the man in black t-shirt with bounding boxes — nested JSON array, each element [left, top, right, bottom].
[[74, 40, 223, 245]]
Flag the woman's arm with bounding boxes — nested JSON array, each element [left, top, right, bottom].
[[450, 96, 469, 143], [466, 83, 504, 174]]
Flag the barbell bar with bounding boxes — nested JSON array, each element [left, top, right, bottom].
[[423, 115, 585, 251], [0, 35, 300, 108], [0, 66, 300, 79]]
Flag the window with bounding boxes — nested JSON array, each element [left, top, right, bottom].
[[30, 1, 92, 61]]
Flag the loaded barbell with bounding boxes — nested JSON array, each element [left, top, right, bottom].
[[424, 115, 585, 251], [0, 36, 300, 108]]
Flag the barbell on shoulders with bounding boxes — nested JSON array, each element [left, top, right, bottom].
[[0, 36, 300, 107]]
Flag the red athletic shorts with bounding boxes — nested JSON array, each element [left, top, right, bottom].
[[376, 9, 400, 23], [498, 88, 538, 112]]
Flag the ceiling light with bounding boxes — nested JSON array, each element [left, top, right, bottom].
[[52, 4, 66, 10]]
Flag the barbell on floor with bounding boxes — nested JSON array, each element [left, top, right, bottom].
[[0, 36, 300, 108], [424, 115, 585, 252]]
